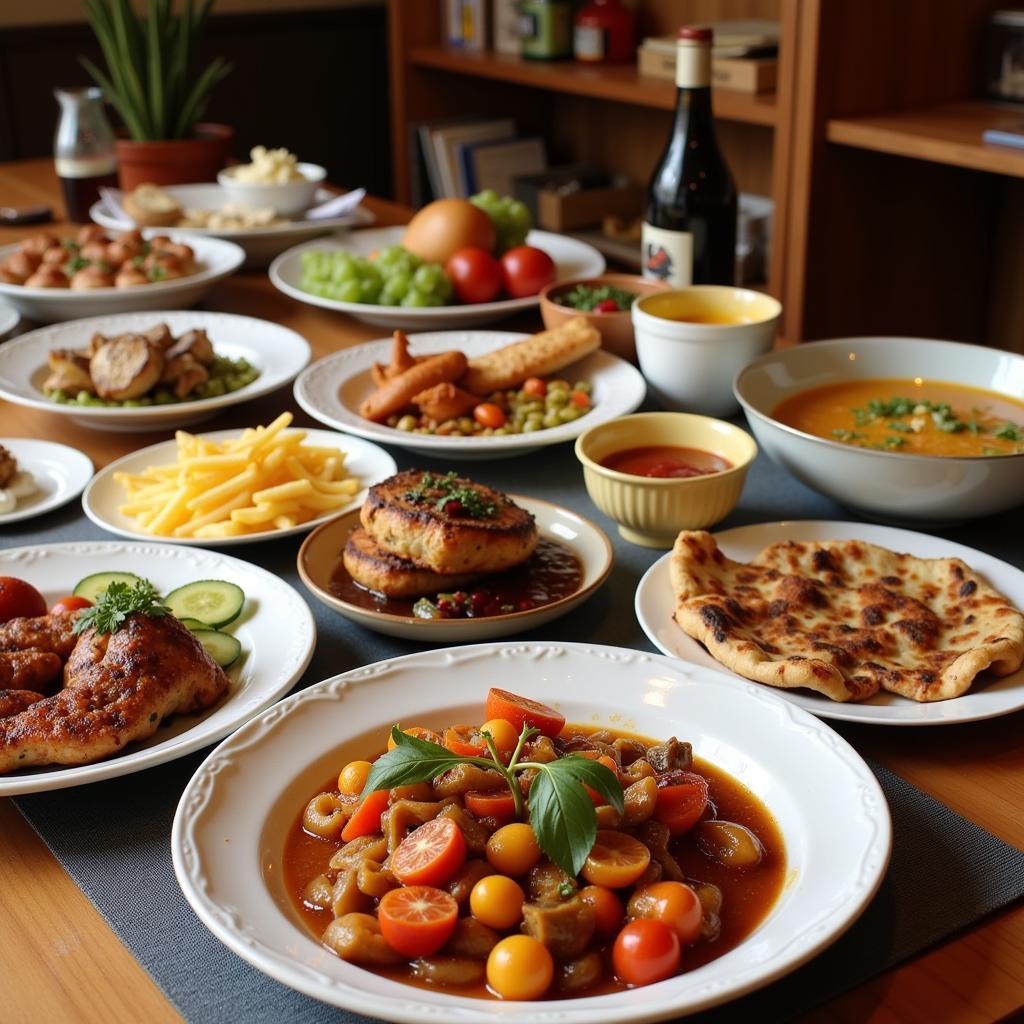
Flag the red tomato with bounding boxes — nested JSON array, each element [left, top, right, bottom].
[[500, 246, 556, 298], [0, 578, 47, 623], [522, 377, 547, 398], [378, 885, 459, 957], [612, 919, 681, 987], [391, 817, 467, 886], [473, 402, 507, 429], [578, 754, 618, 806], [340, 789, 390, 841], [654, 771, 709, 835], [595, 298, 620, 313], [570, 390, 591, 409], [464, 789, 517, 820], [485, 688, 565, 738], [444, 725, 488, 757], [49, 595, 93, 615], [445, 247, 503, 304]]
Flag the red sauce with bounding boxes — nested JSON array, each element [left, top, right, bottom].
[[600, 445, 732, 479]]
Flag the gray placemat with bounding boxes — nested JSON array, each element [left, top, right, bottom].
[[8, 418, 1024, 1022]]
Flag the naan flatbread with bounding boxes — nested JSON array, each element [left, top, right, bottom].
[[670, 531, 1024, 703]]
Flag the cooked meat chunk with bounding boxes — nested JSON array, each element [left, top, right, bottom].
[[381, 799, 451, 852], [167, 327, 214, 365], [437, 803, 492, 855], [143, 322, 175, 349], [647, 737, 692, 773], [44, 348, 94, 395], [331, 868, 371, 917], [161, 352, 208, 398], [329, 835, 387, 869], [322, 913, 404, 965], [410, 957, 485, 986], [0, 445, 16, 488], [522, 897, 596, 961], [432, 763, 506, 797], [0, 612, 80, 660], [444, 917, 500, 959], [612, 737, 648, 766], [526, 860, 578, 903], [89, 335, 165, 400], [635, 820, 685, 882], [302, 873, 334, 909], [447, 859, 496, 904], [410, 382, 480, 422], [556, 952, 604, 993], [356, 859, 397, 898]]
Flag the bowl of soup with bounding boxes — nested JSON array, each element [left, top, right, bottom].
[[575, 412, 757, 547], [632, 287, 782, 417], [734, 336, 1024, 522]]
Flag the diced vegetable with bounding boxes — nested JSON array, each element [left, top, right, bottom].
[[164, 579, 245, 629]]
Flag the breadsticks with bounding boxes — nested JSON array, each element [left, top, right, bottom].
[[460, 316, 600, 395], [359, 350, 468, 422]]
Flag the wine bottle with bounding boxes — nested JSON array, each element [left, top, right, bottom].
[[642, 26, 737, 287]]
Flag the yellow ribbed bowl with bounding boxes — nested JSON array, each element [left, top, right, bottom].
[[575, 412, 757, 548]]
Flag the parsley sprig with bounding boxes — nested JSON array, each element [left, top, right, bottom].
[[72, 579, 171, 636], [404, 471, 497, 518], [362, 723, 623, 878]]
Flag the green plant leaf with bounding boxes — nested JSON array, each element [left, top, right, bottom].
[[110, 0, 152, 137], [173, 56, 231, 138], [527, 759, 604, 878], [360, 727, 470, 795], [80, 56, 148, 141], [145, 0, 166, 139]]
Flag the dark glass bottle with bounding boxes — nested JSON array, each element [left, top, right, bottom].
[[642, 26, 737, 287]]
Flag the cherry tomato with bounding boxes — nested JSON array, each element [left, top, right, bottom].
[[486, 822, 542, 876], [485, 688, 564, 738], [580, 885, 623, 936], [464, 789, 517, 820], [522, 377, 547, 398], [444, 725, 488, 757], [633, 881, 703, 945], [500, 246, 556, 298], [581, 830, 651, 888], [473, 403, 507, 429], [387, 725, 443, 751], [579, 754, 619, 806], [470, 874, 525, 930], [378, 885, 459, 957], [445, 247, 503, 304], [595, 298, 620, 313], [337, 760, 372, 795], [612, 919, 681, 987], [49, 595, 92, 615], [570, 390, 592, 409], [654, 771, 710, 835], [391, 817, 467, 887], [0, 578, 47, 623], [340, 789, 389, 841], [486, 934, 554, 1000]]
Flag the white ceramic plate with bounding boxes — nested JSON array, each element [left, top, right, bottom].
[[90, 185, 376, 267], [172, 641, 891, 1023], [294, 331, 647, 460], [297, 496, 614, 640], [0, 310, 311, 432], [0, 541, 315, 795], [83, 428, 396, 546], [269, 226, 606, 330], [0, 302, 18, 339], [0, 438, 94, 525], [635, 520, 1024, 726], [0, 231, 244, 323]]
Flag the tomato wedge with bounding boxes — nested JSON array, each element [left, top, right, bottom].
[[654, 771, 709, 835], [391, 817, 467, 886], [340, 789, 389, 841], [464, 789, 517, 820], [485, 688, 565, 739], [378, 885, 459, 957], [49, 595, 92, 615], [444, 725, 487, 757]]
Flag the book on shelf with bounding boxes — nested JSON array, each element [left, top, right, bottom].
[[457, 136, 547, 197], [413, 118, 516, 200]]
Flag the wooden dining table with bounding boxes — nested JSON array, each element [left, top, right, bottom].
[[0, 158, 1022, 1024]]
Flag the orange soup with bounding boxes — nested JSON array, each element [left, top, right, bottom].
[[773, 378, 1024, 457]]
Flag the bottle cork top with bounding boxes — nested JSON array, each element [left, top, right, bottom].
[[678, 25, 713, 42]]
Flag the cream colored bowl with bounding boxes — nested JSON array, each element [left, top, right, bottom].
[[575, 412, 757, 547]]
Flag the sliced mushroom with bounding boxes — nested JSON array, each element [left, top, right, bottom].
[[161, 352, 208, 398], [322, 913, 404, 965], [44, 348, 94, 395], [329, 834, 387, 869], [356, 859, 397, 898], [167, 327, 214, 365], [302, 872, 335, 910], [90, 336, 165, 400]]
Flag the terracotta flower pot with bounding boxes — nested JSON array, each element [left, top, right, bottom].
[[116, 123, 235, 190]]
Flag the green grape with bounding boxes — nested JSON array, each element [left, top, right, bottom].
[[470, 190, 532, 253], [338, 279, 361, 303], [359, 278, 382, 303], [300, 246, 454, 307], [401, 288, 433, 308]]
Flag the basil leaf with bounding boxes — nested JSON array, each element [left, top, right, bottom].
[[551, 757, 625, 814], [361, 726, 464, 795]]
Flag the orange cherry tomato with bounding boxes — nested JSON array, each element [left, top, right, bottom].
[[522, 377, 547, 398], [634, 881, 703, 945], [49, 595, 92, 615], [581, 830, 651, 889], [579, 885, 623, 937], [473, 402, 507, 429], [340, 789, 389, 841], [444, 725, 488, 757], [378, 885, 459, 957], [464, 789, 517, 820], [0, 577, 47, 623], [391, 817, 467, 887], [485, 688, 564, 739], [654, 772, 709, 835], [612, 919, 681, 987], [388, 725, 443, 751], [486, 934, 554, 1000], [570, 390, 591, 409]]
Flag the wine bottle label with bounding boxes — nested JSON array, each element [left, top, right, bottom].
[[55, 156, 117, 179], [641, 222, 693, 288], [574, 25, 606, 61], [676, 38, 712, 88]]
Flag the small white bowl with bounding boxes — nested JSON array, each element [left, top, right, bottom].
[[217, 162, 326, 216], [632, 286, 781, 417]]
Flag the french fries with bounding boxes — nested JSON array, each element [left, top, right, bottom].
[[114, 412, 360, 538]]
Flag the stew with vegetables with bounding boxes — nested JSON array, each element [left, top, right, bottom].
[[283, 689, 784, 1001]]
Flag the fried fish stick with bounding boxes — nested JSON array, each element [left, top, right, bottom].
[[411, 382, 480, 422], [372, 331, 422, 387], [359, 351, 468, 422], [460, 317, 601, 394]]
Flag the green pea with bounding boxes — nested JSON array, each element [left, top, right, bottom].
[[523, 420, 542, 433], [543, 412, 560, 429], [397, 415, 417, 431], [559, 406, 582, 422], [546, 390, 568, 408]]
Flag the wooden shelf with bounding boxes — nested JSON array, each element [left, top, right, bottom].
[[408, 46, 778, 127], [826, 101, 1024, 179]]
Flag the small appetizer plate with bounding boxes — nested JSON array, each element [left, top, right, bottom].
[[298, 495, 614, 640], [0, 540, 315, 795], [294, 331, 647, 461], [635, 519, 1024, 726], [270, 225, 606, 330], [0, 302, 18, 339], [0, 232, 244, 323], [0, 438, 94, 525], [172, 641, 890, 1023], [0, 310, 311, 432], [83, 428, 396, 547]]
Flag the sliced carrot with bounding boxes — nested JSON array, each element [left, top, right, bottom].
[[444, 725, 487, 757], [340, 789, 389, 841], [485, 688, 564, 738]]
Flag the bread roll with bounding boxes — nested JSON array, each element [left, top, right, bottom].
[[123, 184, 183, 228]]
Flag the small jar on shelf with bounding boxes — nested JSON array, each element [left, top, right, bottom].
[[520, 0, 573, 61], [574, 0, 635, 65]]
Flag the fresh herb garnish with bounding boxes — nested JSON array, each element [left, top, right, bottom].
[[556, 283, 637, 312], [68, 255, 90, 273], [72, 579, 171, 636], [404, 471, 497, 518], [883, 435, 907, 448], [995, 422, 1024, 442], [831, 428, 866, 442], [362, 723, 623, 878]]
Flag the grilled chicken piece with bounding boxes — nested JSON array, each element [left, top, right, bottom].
[[90, 335, 165, 400], [143, 323, 175, 350], [161, 352, 208, 398], [0, 613, 228, 773], [0, 611, 80, 660], [411, 382, 480, 422], [0, 691, 44, 718], [167, 328, 214, 365], [0, 444, 15, 487], [0, 651, 63, 693], [44, 348, 95, 395]]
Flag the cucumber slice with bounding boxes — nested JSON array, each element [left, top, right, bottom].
[[177, 618, 210, 632], [192, 629, 242, 669], [164, 580, 245, 629], [73, 571, 143, 603]]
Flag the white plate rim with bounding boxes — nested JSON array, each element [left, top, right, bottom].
[[0, 438, 94, 525], [171, 640, 892, 1024], [0, 303, 18, 339], [635, 519, 1024, 726], [0, 540, 316, 795], [82, 427, 397, 547]]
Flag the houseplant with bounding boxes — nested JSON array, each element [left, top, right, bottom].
[[81, 0, 234, 189]]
